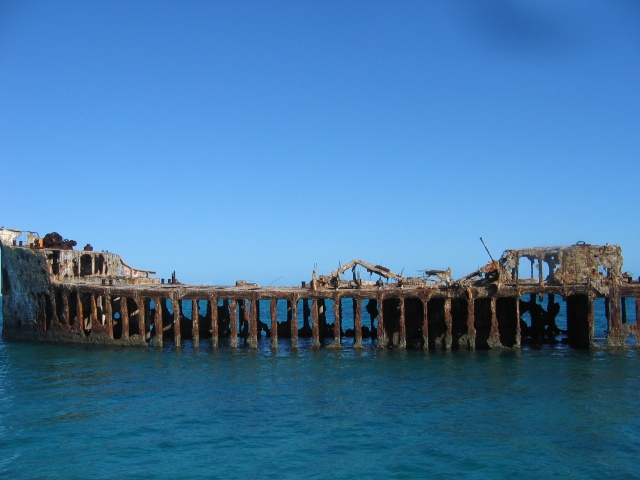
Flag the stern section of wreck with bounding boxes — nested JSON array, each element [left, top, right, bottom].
[[1, 229, 157, 345]]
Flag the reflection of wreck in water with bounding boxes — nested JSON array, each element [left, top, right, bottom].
[[1, 227, 638, 350]]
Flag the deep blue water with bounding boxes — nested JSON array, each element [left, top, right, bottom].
[[0, 297, 639, 479]]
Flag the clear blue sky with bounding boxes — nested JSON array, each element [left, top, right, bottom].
[[1, 1, 639, 285]]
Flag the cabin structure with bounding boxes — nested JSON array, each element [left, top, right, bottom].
[[1, 227, 638, 350]]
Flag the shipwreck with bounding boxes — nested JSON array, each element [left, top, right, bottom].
[[1, 227, 638, 350]]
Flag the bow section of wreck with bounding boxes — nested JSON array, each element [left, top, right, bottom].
[[1, 227, 638, 350]]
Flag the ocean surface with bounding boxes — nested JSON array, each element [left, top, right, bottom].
[[0, 296, 639, 479]]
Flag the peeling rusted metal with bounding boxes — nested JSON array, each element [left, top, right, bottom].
[[270, 298, 278, 349], [2, 228, 640, 350], [353, 298, 363, 349], [192, 298, 199, 348]]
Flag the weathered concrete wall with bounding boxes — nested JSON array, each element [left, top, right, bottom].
[[1, 243, 52, 333]]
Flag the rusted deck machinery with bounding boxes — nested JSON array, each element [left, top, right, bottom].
[[1, 227, 639, 349]]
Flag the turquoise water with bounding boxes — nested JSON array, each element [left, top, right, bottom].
[[1, 297, 639, 479]]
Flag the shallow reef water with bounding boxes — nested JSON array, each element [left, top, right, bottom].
[[0, 298, 638, 479]]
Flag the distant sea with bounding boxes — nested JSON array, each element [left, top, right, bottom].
[[0, 296, 638, 479]]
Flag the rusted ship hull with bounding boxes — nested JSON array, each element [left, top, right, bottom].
[[1, 228, 639, 350]]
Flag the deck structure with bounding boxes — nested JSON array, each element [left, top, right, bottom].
[[1, 228, 639, 349]]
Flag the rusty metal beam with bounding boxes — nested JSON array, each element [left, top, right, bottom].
[[377, 293, 385, 348], [270, 298, 278, 350], [290, 296, 298, 349], [192, 299, 199, 347], [488, 297, 501, 348], [421, 295, 429, 350], [328, 293, 341, 349], [210, 296, 218, 349], [153, 297, 162, 347], [399, 297, 406, 349], [466, 291, 475, 350], [354, 298, 363, 349], [229, 299, 237, 348], [172, 297, 180, 347], [77, 293, 85, 337], [311, 299, 320, 349], [249, 297, 258, 349], [120, 295, 129, 340]]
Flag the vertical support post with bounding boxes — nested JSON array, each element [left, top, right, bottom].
[[120, 295, 129, 340], [192, 299, 200, 347], [50, 289, 59, 327], [270, 299, 278, 350], [210, 296, 219, 349], [172, 297, 181, 347], [329, 293, 341, 349], [354, 298, 363, 349], [229, 299, 238, 348], [153, 297, 162, 347], [444, 298, 452, 350], [311, 299, 320, 349], [466, 290, 476, 350], [422, 296, 429, 350], [538, 256, 544, 286], [77, 292, 85, 336], [105, 294, 113, 340], [635, 297, 640, 345], [137, 296, 145, 338], [488, 297, 501, 348], [377, 294, 385, 348], [621, 297, 627, 324], [607, 287, 621, 346], [398, 297, 406, 349], [90, 295, 97, 330], [588, 295, 595, 346], [249, 297, 258, 349], [62, 290, 70, 326], [514, 294, 521, 348], [291, 297, 298, 349], [256, 299, 261, 334]]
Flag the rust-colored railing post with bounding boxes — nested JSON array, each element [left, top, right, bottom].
[[291, 296, 298, 349], [192, 299, 200, 348], [210, 296, 218, 349], [153, 297, 162, 347], [172, 297, 181, 347], [514, 293, 520, 348], [105, 295, 113, 340], [377, 293, 385, 348], [311, 299, 320, 349], [270, 298, 278, 350], [49, 289, 59, 328], [488, 297, 501, 348], [328, 293, 341, 349], [90, 295, 97, 331], [444, 298, 452, 350], [354, 298, 363, 349], [607, 285, 622, 346], [249, 297, 258, 349], [398, 297, 406, 349], [422, 295, 429, 350], [229, 299, 238, 348], [121, 296, 129, 340], [466, 289, 475, 350], [588, 294, 595, 346], [77, 292, 85, 337], [635, 297, 640, 345], [62, 290, 70, 326]]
